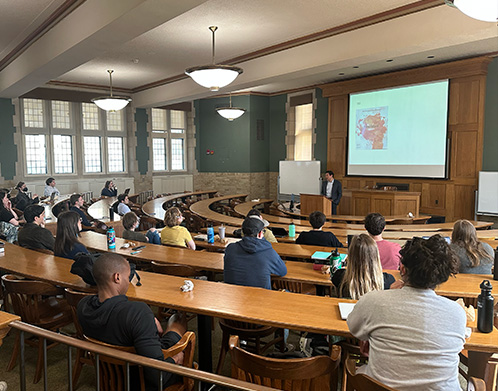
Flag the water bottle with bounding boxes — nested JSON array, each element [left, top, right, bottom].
[[330, 248, 341, 270], [477, 280, 494, 333], [288, 222, 295, 238], [289, 194, 294, 212], [107, 227, 116, 250], [207, 225, 214, 244], [109, 206, 114, 220]]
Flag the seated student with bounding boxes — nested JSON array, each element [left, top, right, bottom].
[[122, 212, 160, 245], [0, 190, 20, 226], [450, 219, 494, 274], [69, 194, 95, 228], [54, 211, 89, 260], [13, 181, 38, 211], [78, 253, 186, 390], [224, 217, 287, 289], [101, 180, 117, 197], [44, 177, 60, 197], [364, 212, 401, 270], [116, 193, 131, 216], [296, 211, 343, 247], [332, 234, 394, 299], [18, 204, 55, 251], [160, 207, 195, 250], [348, 235, 466, 391], [245, 208, 277, 243]]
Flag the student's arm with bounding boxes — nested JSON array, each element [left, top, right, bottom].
[[41, 229, 56, 251], [8, 218, 18, 226], [184, 229, 196, 250], [347, 296, 372, 340], [295, 233, 304, 244], [270, 251, 287, 277], [330, 233, 343, 248]]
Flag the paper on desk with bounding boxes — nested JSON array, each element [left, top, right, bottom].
[[339, 302, 356, 320], [194, 234, 207, 241]]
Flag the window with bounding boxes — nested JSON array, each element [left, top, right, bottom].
[[21, 98, 127, 176], [151, 108, 186, 171], [286, 92, 315, 161]]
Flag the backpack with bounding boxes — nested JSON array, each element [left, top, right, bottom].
[[70, 252, 141, 286]]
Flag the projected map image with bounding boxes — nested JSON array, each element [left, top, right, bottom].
[[355, 107, 388, 150]]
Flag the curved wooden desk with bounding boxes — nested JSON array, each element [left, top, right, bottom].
[[142, 191, 219, 221], [0, 311, 20, 347], [87, 197, 120, 222], [189, 194, 248, 226]]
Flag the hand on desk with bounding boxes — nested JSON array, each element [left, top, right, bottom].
[[390, 280, 405, 290]]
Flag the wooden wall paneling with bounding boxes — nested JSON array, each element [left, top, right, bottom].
[[339, 189, 352, 215], [452, 131, 478, 179], [445, 183, 456, 221], [328, 96, 348, 177], [453, 184, 477, 220], [330, 137, 346, 177], [344, 179, 361, 189], [394, 199, 418, 216], [371, 197, 393, 216], [448, 78, 482, 126], [353, 196, 371, 216]]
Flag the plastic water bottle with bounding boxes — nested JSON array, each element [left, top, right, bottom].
[[107, 227, 116, 250], [289, 222, 295, 238], [207, 225, 214, 244], [477, 280, 494, 333]]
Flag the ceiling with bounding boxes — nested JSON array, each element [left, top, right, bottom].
[[0, 0, 496, 107]]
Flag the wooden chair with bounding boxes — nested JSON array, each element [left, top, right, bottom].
[[272, 279, 316, 295], [2, 274, 73, 383], [84, 331, 196, 391], [345, 358, 486, 391], [64, 288, 94, 388], [216, 319, 284, 374], [229, 335, 341, 390]]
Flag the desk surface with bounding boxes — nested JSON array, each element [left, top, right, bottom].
[[0, 243, 496, 352], [142, 191, 219, 221], [0, 311, 20, 347], [87, 197, 121, 222], [189, 194, 248, 226]]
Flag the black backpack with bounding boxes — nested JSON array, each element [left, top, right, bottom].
[[70, 252, 141, 286]]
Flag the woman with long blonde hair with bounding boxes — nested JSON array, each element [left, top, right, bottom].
[[450, 219, 493, 274], [332, 233, 394, 299]]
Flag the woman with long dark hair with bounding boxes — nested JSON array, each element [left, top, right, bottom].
[[0, 190, 20, 226], [450, 219, 494, 274], [348, 235, 465, 390], [101, 180, 117, 197], [54, 211, 89, 259]]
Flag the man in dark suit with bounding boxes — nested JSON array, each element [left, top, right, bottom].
[[321, 170, 342, 215]]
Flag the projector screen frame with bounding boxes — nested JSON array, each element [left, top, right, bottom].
[[345, 79, 451, 180]]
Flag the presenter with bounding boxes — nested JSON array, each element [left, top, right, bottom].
[[321, 170, 342, 215]]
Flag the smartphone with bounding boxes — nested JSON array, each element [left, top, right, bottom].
[[132, 245, 146, 251]]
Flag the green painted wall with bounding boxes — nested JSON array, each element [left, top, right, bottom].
[[0, 99, 17, 180], [482, 57, 498, 171], [269, 94, 287, 172], [134, 108, 150, 175], [195, 95, 251, 172], [249, 95, 270, 172]]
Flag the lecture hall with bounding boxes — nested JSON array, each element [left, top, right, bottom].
[[0, 1, 497, 390]]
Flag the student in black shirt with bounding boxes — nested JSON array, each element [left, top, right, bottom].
[[296, 210, 343, 247]]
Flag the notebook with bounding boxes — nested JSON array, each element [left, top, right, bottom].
[[338, 302, 356, 320]]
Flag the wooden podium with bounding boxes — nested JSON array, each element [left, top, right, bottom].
[[300, 194, 331, 216]]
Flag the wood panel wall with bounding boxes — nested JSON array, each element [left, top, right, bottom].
[[320, 56, 492, 221]]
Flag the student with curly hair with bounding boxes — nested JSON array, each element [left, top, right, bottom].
[[347, 235, 465, 391], [450, 219, 494, 274], [160, 207, 195, 250]]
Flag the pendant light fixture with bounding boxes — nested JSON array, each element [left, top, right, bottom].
[[185, 26, 243, 91], [445, 0, 498, 22], [92, 70, 132, 111], [216, 93, 246, 121]]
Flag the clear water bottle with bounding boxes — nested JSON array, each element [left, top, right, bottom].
[[207, 225, 214, 244], [107, 227, 116, 250], [477, 280, 494, 333]]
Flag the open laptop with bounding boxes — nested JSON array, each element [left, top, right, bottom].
[[124, 188, 131, 196]]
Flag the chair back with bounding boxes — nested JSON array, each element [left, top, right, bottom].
[[1, 274, 69, 327], [151, 262, 205, 278], [345, 358, 398, 391], [468, 377, 486, 391], [64, 288, 94, 339], [85, 331, 196, 391], [229, 335, 341, 390], [272, 279, 315, 294]]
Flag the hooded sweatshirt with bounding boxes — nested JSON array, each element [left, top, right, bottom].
[[77, 295, 179, 390], [223, 236, 287, 289]]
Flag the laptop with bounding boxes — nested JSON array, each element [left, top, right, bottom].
[[50, 192, 56, 202], [124, 188, 131, 196], [270, 227, 288, 238]]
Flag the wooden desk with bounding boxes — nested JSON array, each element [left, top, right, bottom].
[[341, 189, 421, 217], [142, 191, 219, 221], [86, 197, 120, 222], [0, 311, 20, 347], [0, 243, 496, 379], [189, 194, 248, 226]]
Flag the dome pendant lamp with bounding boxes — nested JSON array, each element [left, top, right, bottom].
[[216, 93, 246, 121], [92, 70, 131, 111], [185, 26, 243, 91], [445, 0, 498, 22]]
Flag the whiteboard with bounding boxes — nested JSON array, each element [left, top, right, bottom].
[[279, 161, 321, 195], [477, 171, 498, 215]]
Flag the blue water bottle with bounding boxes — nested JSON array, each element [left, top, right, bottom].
[[207, 225, 214, 244], [107, 227, 116, 249]]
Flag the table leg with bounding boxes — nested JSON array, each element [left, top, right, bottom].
[[468, 351, 494, 391], [198, 314, 213, 390]]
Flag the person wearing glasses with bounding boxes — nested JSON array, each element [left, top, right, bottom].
[[54, 211, 89, 260], [122, 212, 160, 244]]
